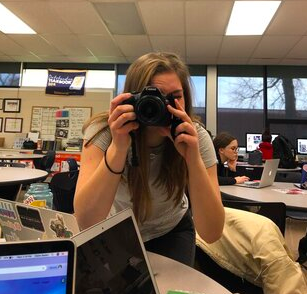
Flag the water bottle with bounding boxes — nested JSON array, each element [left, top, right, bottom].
[[23, 183, 53, 209]]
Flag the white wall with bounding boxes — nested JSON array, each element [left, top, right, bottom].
[[0, 87, 113, 148]]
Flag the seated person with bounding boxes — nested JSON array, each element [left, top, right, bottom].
[[196, 207, 307, 294], [213, 132, 249, 185], [258, 129, 273, 160]]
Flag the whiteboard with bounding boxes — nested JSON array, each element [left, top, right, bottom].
[[30, 106, 58, 140]]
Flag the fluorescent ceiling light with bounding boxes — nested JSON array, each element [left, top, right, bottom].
[[0, 3, 36, 34], [226, 1, 281, 36]]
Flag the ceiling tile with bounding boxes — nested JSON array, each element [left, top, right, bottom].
[[266, 1, 307, 35], [77, 35, 122, 56], [68, 56, 99, 63], [9, 35, 62, 55], [139, 1, 184, 35], [287, 36, 307, 58], [217, 57, 249, 65], [186, 1, 233, 35], [96, 56, 128, 63], [248, 58, 281, 65], [149, 36, 185, 57], [186, 56, 217, 65], [10, 55, 42, 62], [41, 34, 91, 56], [48, 1, 110, 35], [36, 55, 72, 63], [281, 58, 307, 66], [253, 36, 301, 59], [2, 1, 71, 34], [113, 35, 152, 57], [0, 34, 31, 55], [219, 36, 261, 58], [186, 36, 222, 58]]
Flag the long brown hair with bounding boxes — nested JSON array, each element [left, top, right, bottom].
[[84, 52, 197, 223], [213, 132, 236, 155]]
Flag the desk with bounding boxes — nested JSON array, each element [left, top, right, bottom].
[[148, 252, 231, 294], [0, 152, 44, 160], [220, 182, 307, 210], [0, 167, 48, 186]]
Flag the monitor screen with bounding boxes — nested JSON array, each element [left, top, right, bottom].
[[0, 251, 69, 293], [75, 216, 157, 294], [297, 138, 307, 155], [246, 133, 278, 152]]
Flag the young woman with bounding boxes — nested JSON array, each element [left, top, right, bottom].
[[213, 132, 249, 185], [74, 52, 224, 266]]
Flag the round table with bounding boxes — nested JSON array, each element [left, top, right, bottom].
[[148, 252, 232, 294], [0, 167, 48, 186], [220, 182, 307, 210], [0, 152, 44, 160]]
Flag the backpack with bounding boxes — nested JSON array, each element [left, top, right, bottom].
[[248, 150, 263, 165], [272, 135, 297, 169]]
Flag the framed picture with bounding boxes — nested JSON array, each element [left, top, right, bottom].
[[4, 117, 23, 133], [0, 99, 3, 110], [3, 98, 21, 113], [0, 117, 2, 132]]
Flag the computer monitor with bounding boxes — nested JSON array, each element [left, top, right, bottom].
[[297, 138, 307, 155], [246, 133, 278, 152]]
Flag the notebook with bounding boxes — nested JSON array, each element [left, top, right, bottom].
[[72, 208, 160, 294], [236, 159, 280, 189], [0, 239, 76, 294], [0, 198, 80, 242]]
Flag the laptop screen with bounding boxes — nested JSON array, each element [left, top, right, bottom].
[[297, 138, 307, 155], [0, 240, 75, 294], [0, 251, 69, 293], [76, 216, 157, 294]]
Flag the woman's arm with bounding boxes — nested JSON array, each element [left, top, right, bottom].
[[74, 93, 139, 229], [167, 101, 225, 243]]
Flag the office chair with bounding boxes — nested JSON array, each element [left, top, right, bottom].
[[50, 170, 79, 213], [33, 150, 55, 173], [195, 200, 287, 294]]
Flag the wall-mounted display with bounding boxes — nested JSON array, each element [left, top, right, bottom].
[[4, 117, 23, 133], [3, 98, 21, 113]]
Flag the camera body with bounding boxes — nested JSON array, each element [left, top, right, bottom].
[[121, 86, 176, 126]]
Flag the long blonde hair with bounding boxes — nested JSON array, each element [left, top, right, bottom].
[[84, 52, 197, 223]]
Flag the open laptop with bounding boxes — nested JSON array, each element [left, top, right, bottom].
[[0, 198, 80, 241], [72, 208, 160, 294], [236, 158, 280, 189], [0, 239, 76, 294]]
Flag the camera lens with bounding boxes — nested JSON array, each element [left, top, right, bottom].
[[136, 96, 165, 125]]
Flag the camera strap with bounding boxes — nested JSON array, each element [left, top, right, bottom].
[[130, 132, 139, 167]]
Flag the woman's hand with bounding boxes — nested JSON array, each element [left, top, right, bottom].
[[108, 93, 139, 151], [235, 176, 250, 184], [227, 158, 237, 172], [165, 100, 200, 164]]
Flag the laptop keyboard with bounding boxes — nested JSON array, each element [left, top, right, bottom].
[[244, 181, 260, 187]]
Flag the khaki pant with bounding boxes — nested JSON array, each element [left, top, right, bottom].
[[196, 208, 307, 294]]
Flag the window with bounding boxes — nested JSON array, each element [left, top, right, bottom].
[[217, 65, 264, 145], [0, 62, 21, 87], [267, 66, 307, 120], [21, 69, 115, 89]]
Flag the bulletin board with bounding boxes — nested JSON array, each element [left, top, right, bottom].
[[30, 106, 59, 140], [63, 106, 92, 139]]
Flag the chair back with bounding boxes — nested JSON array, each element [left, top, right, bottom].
[[222, 199, 286, 236], [34, 150, 55, 172], [50, 170, 79, 213], [0, 162, 26, 168]]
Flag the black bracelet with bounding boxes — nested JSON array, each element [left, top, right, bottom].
[[104, 148, 125, 175]]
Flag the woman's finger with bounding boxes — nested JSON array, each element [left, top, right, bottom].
[[110, 93, 132, 113]]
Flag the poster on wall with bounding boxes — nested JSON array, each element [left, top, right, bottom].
[[46, 69, 86, 96]]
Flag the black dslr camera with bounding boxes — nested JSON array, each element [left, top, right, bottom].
[[121, 86, 180, 127]]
